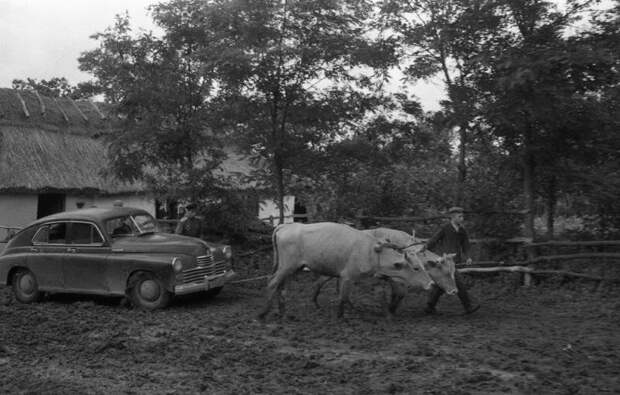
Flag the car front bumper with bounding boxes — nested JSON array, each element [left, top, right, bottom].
[[174, 270, 237, 295]]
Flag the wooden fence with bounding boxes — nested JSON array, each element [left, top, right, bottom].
[[450, 239, 620, 285], [354, 214, 620, 285]]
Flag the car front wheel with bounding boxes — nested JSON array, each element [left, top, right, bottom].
[[129, 272, 171, 310], [12, 269, 41, 303]]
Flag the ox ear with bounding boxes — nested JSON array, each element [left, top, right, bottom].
[[446, 253, 456, 259]]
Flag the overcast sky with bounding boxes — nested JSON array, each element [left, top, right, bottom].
[[5, 1, 606, 111], [0, 0, 449, 111]]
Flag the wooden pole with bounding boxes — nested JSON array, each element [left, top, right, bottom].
[[458, 266, 620, 283], [70, 98, 89, 122], [88, 100, 107, 120], [34, 90, 46, 115], [526, 253, 620, 264], [15, 91, 30, 118], [526, 240, 620, 248], [53, 98, 70, 122]]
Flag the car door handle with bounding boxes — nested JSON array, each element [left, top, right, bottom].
[[30, 247, 39, 253], [66, 248, 77, 253]]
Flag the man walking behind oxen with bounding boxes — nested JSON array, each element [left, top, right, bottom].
[[424, 206, 480, 315], [175, 203, 204, 239]]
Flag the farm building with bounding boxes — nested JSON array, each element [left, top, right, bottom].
[[0, 88, 154, 239], [0, 87, 305, 241]]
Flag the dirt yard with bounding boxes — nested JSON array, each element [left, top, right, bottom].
[[1, 251, 619, 394]]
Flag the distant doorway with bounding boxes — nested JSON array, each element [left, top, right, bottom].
[[37, 193, 65, 218], [293, 199, 308, 223]]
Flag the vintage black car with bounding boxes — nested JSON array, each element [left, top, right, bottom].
[[0, 207, 236, 309]]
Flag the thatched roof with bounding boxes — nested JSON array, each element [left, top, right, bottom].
[[0, 87, 265, 194], [0, 88, 118, 135], [0, 88, 141, 194]]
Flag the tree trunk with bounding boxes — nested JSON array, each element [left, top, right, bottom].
[[523, 131, 535, 240], [455, 124, 467, 206], [545, 176, 557, 240], [273, 153, 285, 225]]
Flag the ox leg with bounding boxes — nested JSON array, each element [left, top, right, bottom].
[[337, 279, 352, 318], [277, 280, 287, 317], [379, 280, 394, 319], [312, 276, 333, 308], [258, 271, 287, 320], [257, 275, 279, 320], [258, 263, 301, 320], [388, 281, 406, 315]]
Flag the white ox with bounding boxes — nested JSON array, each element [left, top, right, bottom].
[[257, 222, 434, 320], [312, 227, 458, 314]]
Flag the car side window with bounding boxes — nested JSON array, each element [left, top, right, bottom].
[[69, 222, 104, 245], [106, 216, 134, 237], [33, 223, 67, 244]]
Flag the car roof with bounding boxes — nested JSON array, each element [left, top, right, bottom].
[[29, 207, 150, 226]]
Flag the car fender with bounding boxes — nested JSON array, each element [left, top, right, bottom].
[[0, 254, 29, 286], [108, 253, 189, 293]]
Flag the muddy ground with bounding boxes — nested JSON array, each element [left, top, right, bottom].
[[1, 251, 619, 394]]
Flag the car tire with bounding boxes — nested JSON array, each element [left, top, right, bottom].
[[204, 286, 222, 297], [129, 272, 171, 310], [12, 269, 41, 303]]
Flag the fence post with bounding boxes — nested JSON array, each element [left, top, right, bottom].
[[524, 243, 536, 287]]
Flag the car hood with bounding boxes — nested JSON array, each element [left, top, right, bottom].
[[111, 233, 217, 256]]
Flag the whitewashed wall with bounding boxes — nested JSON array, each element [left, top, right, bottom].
[[66, 194, 156, 216], [0, 194, 38, 228], [1, 193, 155, 231]]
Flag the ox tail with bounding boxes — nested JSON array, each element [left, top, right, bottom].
[[271, 224, 285, 275]]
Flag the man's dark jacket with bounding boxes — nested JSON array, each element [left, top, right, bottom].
[[426, 223, 470, 263]]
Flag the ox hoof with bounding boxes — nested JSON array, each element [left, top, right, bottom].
[[463, 304, 480, 315], [424, 306, 437, 315]]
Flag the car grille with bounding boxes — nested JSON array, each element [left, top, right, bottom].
[[197, 254, 214, 266], [181, 255, 231, 284]]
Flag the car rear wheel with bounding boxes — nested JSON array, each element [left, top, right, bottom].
[[129, 272, 171, 310], [12, 269, 41, 303]]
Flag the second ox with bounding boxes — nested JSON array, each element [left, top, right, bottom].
[[312, 227, 458, 314], [258, 222, 434, 320]]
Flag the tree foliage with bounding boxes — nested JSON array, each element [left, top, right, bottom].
[[79, 11, 226, 202], [185, 0, 394, 222], [68, 0, 620, 240]]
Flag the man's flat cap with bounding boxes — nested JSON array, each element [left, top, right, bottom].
[[448, 206, 464, 214]]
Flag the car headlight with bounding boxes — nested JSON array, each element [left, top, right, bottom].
[[222, 246, 232, 259], [171, 257, 183, 273]]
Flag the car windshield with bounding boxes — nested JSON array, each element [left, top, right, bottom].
[[105, 214, 158, 237]]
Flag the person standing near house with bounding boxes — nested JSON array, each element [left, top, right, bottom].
[[175, 203, 204, 239], [424, 206, 480, 315]]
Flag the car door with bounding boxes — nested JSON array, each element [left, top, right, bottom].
[[62, 221, 112, 294], [28, 222, 67, 290]]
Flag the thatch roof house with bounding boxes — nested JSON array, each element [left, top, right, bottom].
[[0, 88, 153, 235]]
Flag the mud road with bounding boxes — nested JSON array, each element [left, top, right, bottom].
[[1, 254, 619, 394]]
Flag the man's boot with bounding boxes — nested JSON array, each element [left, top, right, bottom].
[[455, 276, 479, 314]]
